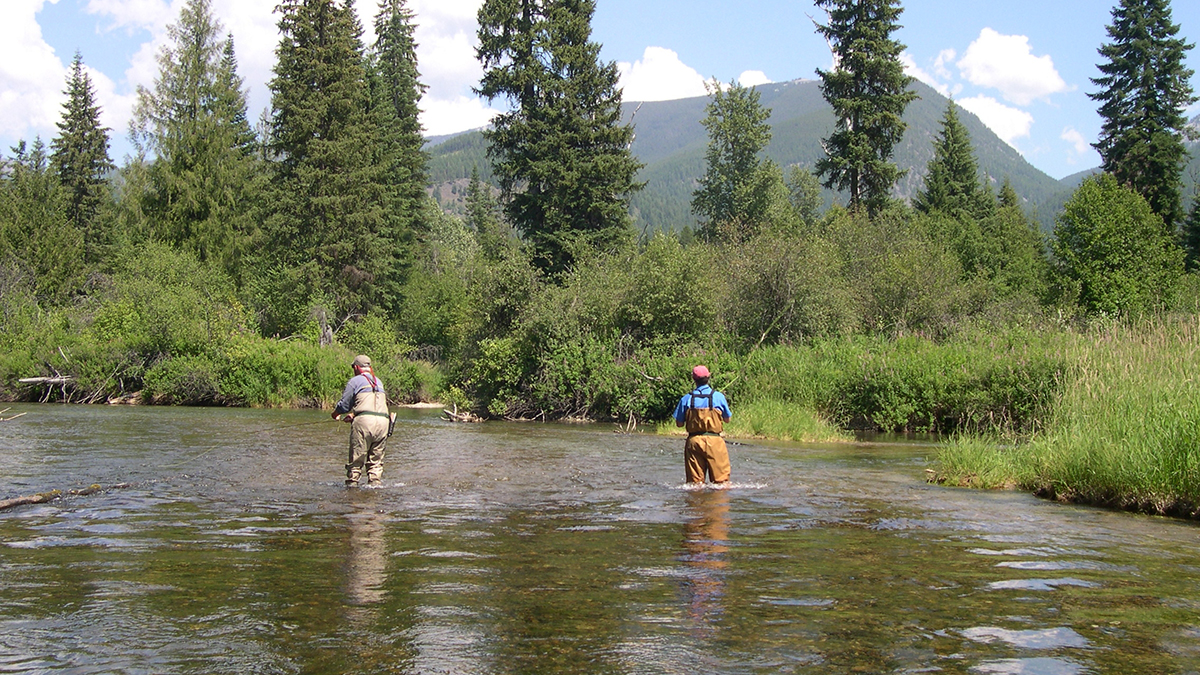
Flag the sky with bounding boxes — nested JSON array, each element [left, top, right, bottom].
[[4, 0, 1200, 181]]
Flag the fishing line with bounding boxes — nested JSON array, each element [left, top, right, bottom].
[[163, 417, 340, 469]]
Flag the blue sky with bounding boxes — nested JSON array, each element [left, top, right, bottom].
[[4, 0, 1200, 180]]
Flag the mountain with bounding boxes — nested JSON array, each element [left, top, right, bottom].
[[426, 80, 1194, 233]]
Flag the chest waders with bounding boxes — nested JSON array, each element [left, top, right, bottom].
[[685, 389, 724, 437]]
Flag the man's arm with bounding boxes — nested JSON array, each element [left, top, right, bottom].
[[332, 377, 359, 418]]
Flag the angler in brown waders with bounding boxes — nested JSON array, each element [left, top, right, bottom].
[[333, 355, 393, 487], [673, 365, 733, 485]]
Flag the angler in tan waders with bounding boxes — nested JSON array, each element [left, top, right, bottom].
[[673, 365, 733, 485], [333, 355, 393, 487]]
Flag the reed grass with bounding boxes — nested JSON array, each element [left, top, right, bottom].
[[934, 316, 1200, 516]]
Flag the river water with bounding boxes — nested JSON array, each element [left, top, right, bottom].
[[1, 404, 1199, 674]]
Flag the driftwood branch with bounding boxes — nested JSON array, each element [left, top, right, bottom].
[[0, 412, 26, 422], [0, 483, 132, 512], [443, 403, 484, 423], [19, 376, 73, 385]]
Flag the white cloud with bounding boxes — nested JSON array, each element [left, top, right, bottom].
[[958, 95, 1034, 147], [933, 49, 956, 81], [0, 0, 69, 142], [738, 70, 771, 88], [957, 28, 1067, 106], [1061, 127, 1091, 155], [901, 52, 950, 97], [420, 95, 498, 136], [617, 46, 708, 102]]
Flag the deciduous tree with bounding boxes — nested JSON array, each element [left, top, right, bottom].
[[1052, 173, 1183, 315], [692, 81, 778, 241]]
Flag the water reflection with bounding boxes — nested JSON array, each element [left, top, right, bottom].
[[679, 489, 730, 634], [343, 492, 388, 612]]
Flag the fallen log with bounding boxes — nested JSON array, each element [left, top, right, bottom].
[[0, 483, 133, 512], [443, 404, 484, 423], [18, 377, 73, 386], [0, 412, 27, 422]]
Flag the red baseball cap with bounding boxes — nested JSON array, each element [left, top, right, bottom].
[[692, 365, 710, 378]]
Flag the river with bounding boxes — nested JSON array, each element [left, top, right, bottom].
[[1, 404, 1199, 674]]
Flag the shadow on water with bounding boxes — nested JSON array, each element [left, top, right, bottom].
[[1, 404, 1200, 673]]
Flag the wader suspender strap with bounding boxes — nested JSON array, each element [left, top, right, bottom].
[[354, 371, 389, 418], [686, 388, 721, 438]]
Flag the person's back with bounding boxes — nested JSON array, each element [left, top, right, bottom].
[[673, 366, 732, 485], [333, 355, 391, 486]]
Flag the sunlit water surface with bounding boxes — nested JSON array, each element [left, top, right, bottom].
[[2, 404, 1200, 674]]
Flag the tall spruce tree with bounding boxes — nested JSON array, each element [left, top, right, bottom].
[[130, 0, 260, 273], [267, 0, 389, 324], [2, 140, 83, 300], [914, 101, 992, 221], [369, 0, 428, 305], [1090, 0, 1196, 230], [814, 0, 916, 216], [464, 165, 509, 259], [476, 0, 642, 275], [49, 52, 113, 262], [692, 81, 777, 241]]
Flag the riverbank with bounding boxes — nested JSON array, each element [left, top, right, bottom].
[[931, 317, 1200, 518]]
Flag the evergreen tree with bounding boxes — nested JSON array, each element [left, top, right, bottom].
[[369, 0, 429, 305], [787, 166, 824, 229], [1, 140, 83, 300], [476, 0, 643, 275], [1090, 0, 1196, 230], [914, 101, 992, 221], [978, 177, 1048, 298], [49, 52, 113, 262], [1183, 187, 1200, 271], [464, 165, 509, 259], [131, 0, 260, 273], [814, 0, 916, 216], [266, 0, 389, 326], [692, 81, 777, 241]]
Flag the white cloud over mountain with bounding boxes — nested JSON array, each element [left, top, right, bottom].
[[957, 28, 1067, 106], [738, 70, 771, 88], [617, 46, 708, 102], [958, 95, 1034, 146]]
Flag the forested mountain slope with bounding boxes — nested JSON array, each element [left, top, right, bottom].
[[428, 80, 1196, 233]]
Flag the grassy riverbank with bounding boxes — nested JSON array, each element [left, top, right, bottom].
[[933, 317, 1200, 517]]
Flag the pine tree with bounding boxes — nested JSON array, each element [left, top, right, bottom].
[[266, 0, 390, 327], [914, 101, 991, 221], [814, 0, 916, 216], [1183, 187, 1200, 271], [692, 81, 776, 241], [2, 140, 84, 299], [1090, 0, 1196, 230], [131, 0, 260, 273], [369, 0, 429, 304], [464, 165, 509, 259], [49, 52, 113, 262], [476, 0, 643, 275]]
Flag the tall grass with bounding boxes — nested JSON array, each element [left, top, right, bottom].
[[936, 317, 1200, 516]]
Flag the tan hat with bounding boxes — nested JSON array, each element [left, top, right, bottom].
[[352, 354, 372, 369]]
